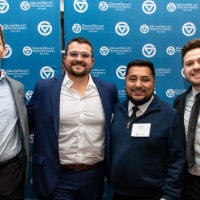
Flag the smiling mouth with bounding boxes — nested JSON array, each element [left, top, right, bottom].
[[192, 73, 200, 77]]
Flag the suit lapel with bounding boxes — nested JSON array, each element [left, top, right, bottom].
[[6, 76, 21, 113], [51, 75, 65, 138], [93, 78, 108, 122]]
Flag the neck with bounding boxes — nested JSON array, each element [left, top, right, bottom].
[[193, 85, 200, 93], [68, 73, 90, 97]]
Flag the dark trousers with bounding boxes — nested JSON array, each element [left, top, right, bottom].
[[182, 173, 200, 200], [0, 157, 25, 200], [38, 161, 105, 200], [113, 193, 162, 200]]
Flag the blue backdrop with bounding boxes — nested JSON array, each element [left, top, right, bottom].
[[1, 0, 200, 199], [1, 0, 61, 199], [64, 0, 199, 104]]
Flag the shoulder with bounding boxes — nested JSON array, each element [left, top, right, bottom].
[[6, 75, 24, 88], [36, 74, 64, 86], [154, 95, 178, 114], [174, 86, 191, 106]]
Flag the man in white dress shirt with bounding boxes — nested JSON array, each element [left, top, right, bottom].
[[27, 37, 119, 200]]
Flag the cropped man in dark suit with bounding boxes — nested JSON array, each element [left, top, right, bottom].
[[174, 38, 200, 200], [0, 27, 29, 199], [27, 37, 119, 200]]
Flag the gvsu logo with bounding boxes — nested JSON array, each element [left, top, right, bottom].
[[115, 22, 130, 36], [140, 24, 149, 34], [166, 88, 185, 98], [116, 66, 127, 79], [38, 21, 52, 36], [142, 0, 156, 14], [23, 46, 32, 56], [20, 1, 30, 11], [0, 0, 9, 13], [72, 23, 82, 33], [4, 44, 12, 58], [99, 1, 108, 11], [26, 91, 33, 101], [166, 89, 175, 98], [142, 44, 156, 58], [167, 3, 176, 12], [100, 46, 109, 56], [166, 46, 175, 56], [182, 22, 196, 36], [74, 0, 88, 13], [40, 66, 54, 79]]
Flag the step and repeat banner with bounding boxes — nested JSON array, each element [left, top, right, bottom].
[[1, 0, 200, 199], [64, 0, 200, 104], [0, 0, 61, 199]]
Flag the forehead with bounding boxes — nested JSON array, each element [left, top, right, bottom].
[[68, 42, 92, 52], [127, 66, 153, 76], [184, 48, 200, 62]]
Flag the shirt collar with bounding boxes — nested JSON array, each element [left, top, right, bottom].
[[62, 73, 96, 89], [128, 95, 154, 114], [192, 87, 200, 97], [0, 70, 6, 81]]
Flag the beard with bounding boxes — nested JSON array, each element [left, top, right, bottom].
[[67, 60, 88, 78], [126, 88, 154, 106]]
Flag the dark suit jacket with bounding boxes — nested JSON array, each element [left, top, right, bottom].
[[27, 74, 119, 196], [173, 86, 192, 148]]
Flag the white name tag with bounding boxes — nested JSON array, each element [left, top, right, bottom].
[[131, 123, 151, 137]]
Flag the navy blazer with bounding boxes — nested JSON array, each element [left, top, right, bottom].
[[27, 74, 119, 196], [173, 86, 192, 148]]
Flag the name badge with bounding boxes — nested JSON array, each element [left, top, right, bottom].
[[131, 123, 151, 137]]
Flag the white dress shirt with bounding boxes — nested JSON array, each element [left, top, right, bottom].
[[0, 71, 21, 162], [128, 96, 154, 117], [185, 88, 200, 175], [59, 73, 105, 165]]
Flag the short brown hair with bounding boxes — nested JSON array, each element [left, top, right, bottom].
[[0, 27, 5, 47], [181, 38, 200, 63]]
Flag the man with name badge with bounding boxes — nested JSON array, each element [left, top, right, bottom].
[[111, 59, 185, 200]]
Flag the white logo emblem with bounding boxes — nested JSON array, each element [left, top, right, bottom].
[[26, 91, 33, 100], [4, 44, 12, 58], [29, 134, 34, 144], [181, 68, 185, 79], [142, 44, 156, 58], [100, 46, 109, 56], [20, 1, 30, 11], [166, 89, 175, 98], [40, 66, 54, 79], [167, 3, 176, 12], [166, 46, 175, 55], [23, 46, 32, 56], [99, 1, 108, 11], [140, 24, 149, 34], [142, 0, 156, 14], [0, 0, 9, 13], [38, 21, 52, 36], [116, 66, 127, 79], [74, 0, 88, 13], [182, 22, 196, 36], [115, 22, 130, 36], [72, 23, 82, 33]]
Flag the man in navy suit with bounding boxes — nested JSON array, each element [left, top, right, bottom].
[[27, 37, 119, 200]]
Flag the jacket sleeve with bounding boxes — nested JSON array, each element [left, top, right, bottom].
[[26, 82, 39, 132], [162, 111, 186, 199]]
